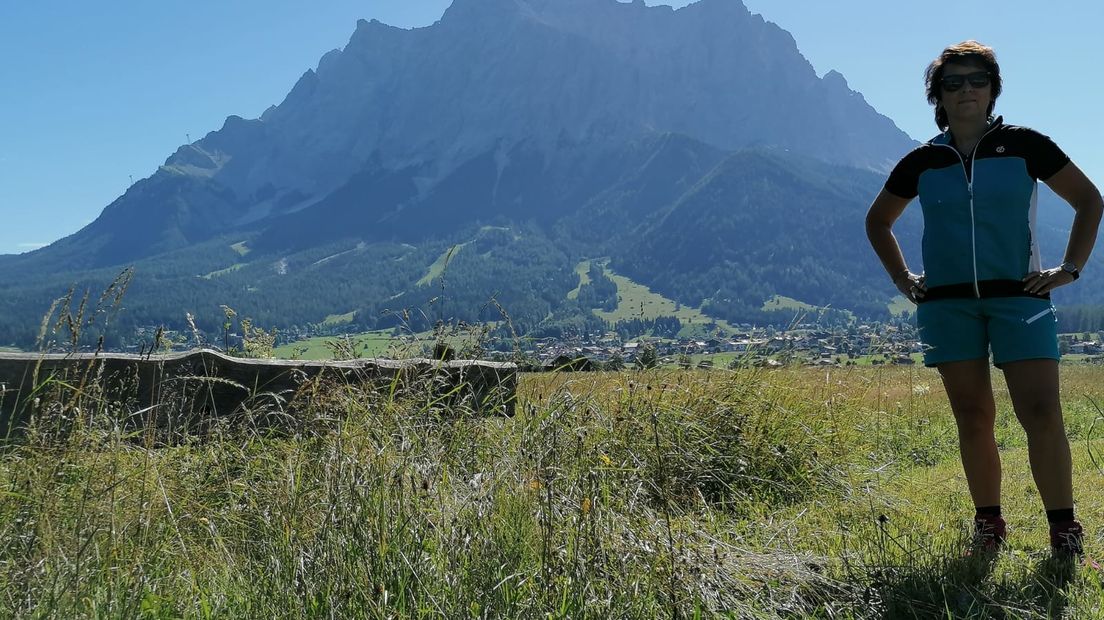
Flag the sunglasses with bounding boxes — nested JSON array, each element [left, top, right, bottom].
[[940, 71, 991, 92]]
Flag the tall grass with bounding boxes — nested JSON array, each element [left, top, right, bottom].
[[3, 363, 1104, 618]]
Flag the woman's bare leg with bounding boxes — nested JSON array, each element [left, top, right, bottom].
[[938, 358, 1001, 507], [1000, 359, 1073, 510]]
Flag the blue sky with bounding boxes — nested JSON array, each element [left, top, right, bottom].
[[2, 0, 1102, 256]]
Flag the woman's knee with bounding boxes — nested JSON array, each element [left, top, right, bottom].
[[1014, 398, 1063, 435], [951, 403, 996, 437]]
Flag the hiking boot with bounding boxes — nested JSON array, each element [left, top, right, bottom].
[[968, 514, 1006, 554], [1050, 520, 1084, 557]]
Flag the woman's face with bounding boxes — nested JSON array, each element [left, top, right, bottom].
[[940, 60, 993, 125]]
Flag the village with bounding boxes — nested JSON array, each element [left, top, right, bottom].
[[513, 323, 1104, 371], [511, 322, 923, 370], [124, 320, 1104, 370]]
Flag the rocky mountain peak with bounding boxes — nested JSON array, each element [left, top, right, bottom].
[[440, 0, 527, 25], [23, 0, 917, 270]]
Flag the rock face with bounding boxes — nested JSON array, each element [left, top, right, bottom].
[[249, 0, 913, 183], [22, 0, 914, 269]]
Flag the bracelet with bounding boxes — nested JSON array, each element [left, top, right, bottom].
[[891, 269, 910, 285]]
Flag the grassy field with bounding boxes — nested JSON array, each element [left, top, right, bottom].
[[273, 326, 495, 361], [201, 263, 247, 279], [761, 295, 857, 324], [418, 228, 512, 287], [761, 294, 816, 312], [686, 351, 743, 368], [592, 262, 735, 334], [4, 364, 1104, 617], [272, 330, 406, 360], [321, 311, 356, 326], [565, 259, 593, 301], [846, 352, 925, 366], [417, 244, 466, 286], [888, 295, 915, 317]]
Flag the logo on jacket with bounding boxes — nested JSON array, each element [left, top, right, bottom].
[[996, 146, 1006, 153]]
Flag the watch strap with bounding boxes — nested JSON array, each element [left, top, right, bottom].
[[1061, 261, 1080, 280]]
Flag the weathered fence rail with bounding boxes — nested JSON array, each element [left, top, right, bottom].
[[0, 349, 516, 443]]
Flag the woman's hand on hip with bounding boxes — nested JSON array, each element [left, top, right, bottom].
[[895, 272, 926, 304], [1023, 268, 1074, 294]]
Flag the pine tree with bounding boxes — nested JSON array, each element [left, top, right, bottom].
[[636, 343, 658, 369]]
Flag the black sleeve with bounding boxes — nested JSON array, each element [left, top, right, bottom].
[[1024, 129, 1070, 180], [884, 148, 924, 199]]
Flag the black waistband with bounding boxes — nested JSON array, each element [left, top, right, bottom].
[[920, 279, 1050, 303]]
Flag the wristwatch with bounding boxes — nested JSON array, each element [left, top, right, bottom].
[[1060, 261, 1080, 280]]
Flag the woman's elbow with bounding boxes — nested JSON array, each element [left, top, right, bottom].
[[1076, 191, 1104, 221], [865, 212, 890, 237], [1090, 190, 1104, 215]]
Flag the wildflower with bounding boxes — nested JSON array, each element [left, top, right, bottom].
[[581, 498, 592, 515], [599, 454, 613, 466]]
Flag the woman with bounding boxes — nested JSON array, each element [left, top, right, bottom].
[[866, 40, 1103, 555]]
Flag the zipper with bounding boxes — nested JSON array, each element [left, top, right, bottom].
[[933, 122, 1000, 298], [968, 151, 979, 298], [1025, 307, 1054, 325]]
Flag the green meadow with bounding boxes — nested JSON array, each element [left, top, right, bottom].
[[272, 330, 399, 360], [273, 326, 495, 361], [418, 243, 467, 286], [888, 295, 915, 317], [201, 263, 247, 280], [761, 295, 816, 312], [565, 259, 593, 301], [4, 364, 1104, 618], [591, 261, 735, 334], [321, 311, 357, 326]]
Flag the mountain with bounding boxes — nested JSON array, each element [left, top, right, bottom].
[[12, 0, 914, 267], [0, 137, 922, 348], [3, 0, 1085, 348]]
